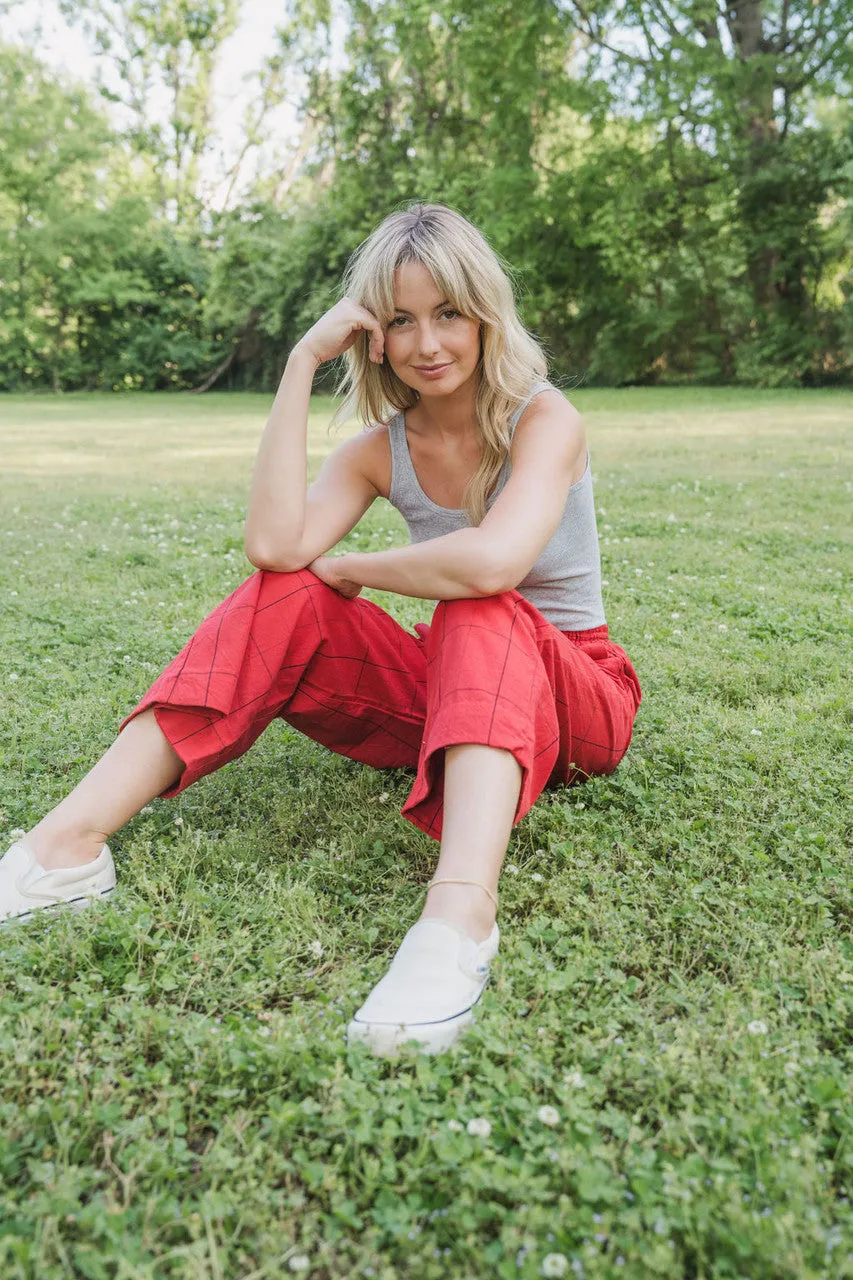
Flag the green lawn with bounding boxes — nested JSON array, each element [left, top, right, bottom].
[[1, 388, 851, 1279]]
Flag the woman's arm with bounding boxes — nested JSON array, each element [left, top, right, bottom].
[[243, 343, 319, 565], [244, 297, 386, 566], [331, 527, 501, 599]]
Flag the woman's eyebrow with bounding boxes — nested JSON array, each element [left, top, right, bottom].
[[392, 300, 451, 315]]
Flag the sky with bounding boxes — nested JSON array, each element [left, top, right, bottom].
[[4, 0, 339, 206]]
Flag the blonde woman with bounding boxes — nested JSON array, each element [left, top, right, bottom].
[[1, 203, 641, 1058]]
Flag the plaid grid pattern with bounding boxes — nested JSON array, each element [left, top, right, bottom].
[[118, 568, 642, 840]]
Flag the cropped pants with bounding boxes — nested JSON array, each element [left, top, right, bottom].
[[119, 569, 643, 841]]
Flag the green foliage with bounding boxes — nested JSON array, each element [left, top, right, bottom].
[[0, 44, 222, 391], [1, 0, 853, 390]]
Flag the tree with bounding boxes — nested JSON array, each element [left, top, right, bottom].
[[58, 0, 241, 223]]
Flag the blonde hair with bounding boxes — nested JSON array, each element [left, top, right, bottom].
[[328, 202, 550, 526]]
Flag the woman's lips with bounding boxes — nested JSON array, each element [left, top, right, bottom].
[[414, 362, 452, 377]]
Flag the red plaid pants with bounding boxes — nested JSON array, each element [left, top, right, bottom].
[[119, 569, 642, 840]]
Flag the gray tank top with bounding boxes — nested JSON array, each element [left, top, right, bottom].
[[386, 379, 606, 631]]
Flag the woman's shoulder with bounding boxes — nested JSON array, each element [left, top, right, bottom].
[[353, 418, 395, 502], [509, 385, 588, 485]]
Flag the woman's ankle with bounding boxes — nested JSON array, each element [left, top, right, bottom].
[[419, 883, 497, 943], [22, 822, 109, 870]]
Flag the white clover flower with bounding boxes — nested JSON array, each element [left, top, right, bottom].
[[446, 1119, 463, 1132], [531, 872, 544, 883], [287, 1256, 310, 1273], [541, 1254, 569, 1277], [718, 624, 728, 631], [751, 729, 762, 736], [671, 611, 680, 619], [748, 1020, 768, 1036], [377, 792, 389, 803], [309, 940, 324, 958], [467, 1117, 492, 1137], [537, 1105, 561, 1127], [10, 828, 26, 841], [784, 1059, 799, 1075], [564, 1069, 585, 1088], [504, 864, 519, 875]]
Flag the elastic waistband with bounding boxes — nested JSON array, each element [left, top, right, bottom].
[[561, 623, 610, 645]]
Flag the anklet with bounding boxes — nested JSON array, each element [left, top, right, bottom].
[[426, 877, 499, 911]]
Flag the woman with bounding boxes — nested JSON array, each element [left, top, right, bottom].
[[0, 203, 641, 1058]]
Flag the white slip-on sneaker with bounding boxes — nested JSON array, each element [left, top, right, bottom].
[[0, 841, 116, 925], [346, 917, 500, 1058]]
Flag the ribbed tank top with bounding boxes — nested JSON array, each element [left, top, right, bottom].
[[386, 379, 606, 631]]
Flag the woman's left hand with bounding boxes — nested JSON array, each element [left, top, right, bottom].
[[307, 554, 363, 599]]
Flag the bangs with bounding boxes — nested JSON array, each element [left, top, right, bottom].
[[366, 240, 482, 327]]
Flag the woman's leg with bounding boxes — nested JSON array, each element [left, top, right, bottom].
[[22, 709, 184, 870], [419, 743, 521, 942], [22, 565, 429, 872], [399, 591, 641, 939]]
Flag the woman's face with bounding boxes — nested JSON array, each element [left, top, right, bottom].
[[383, 260, 482, 395]]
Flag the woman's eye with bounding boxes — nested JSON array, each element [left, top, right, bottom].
[[388, 311, 459, 326]]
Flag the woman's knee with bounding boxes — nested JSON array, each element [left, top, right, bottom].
[[255, 566, 334, 606], [431, 591, 518, 624]]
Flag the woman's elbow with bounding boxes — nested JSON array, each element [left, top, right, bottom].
[[243, 541, 306, 573], [475, 552, 520, 596]]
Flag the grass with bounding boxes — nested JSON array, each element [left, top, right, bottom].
[[0, 387, 851, 1279]]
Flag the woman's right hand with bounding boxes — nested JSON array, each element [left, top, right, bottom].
[[296, 298, 385, 368]]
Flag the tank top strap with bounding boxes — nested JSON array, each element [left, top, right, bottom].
[[508, 379, 554, 439], [387, 407, 414, 509]]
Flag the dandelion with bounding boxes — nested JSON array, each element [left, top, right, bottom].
[[467, 1117, 491, 1137], [8, 673, 19, 681], [537, 1105, 561, 1127], [748, 1020, 768, 1036], [541, 1255, 569, 1278]]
